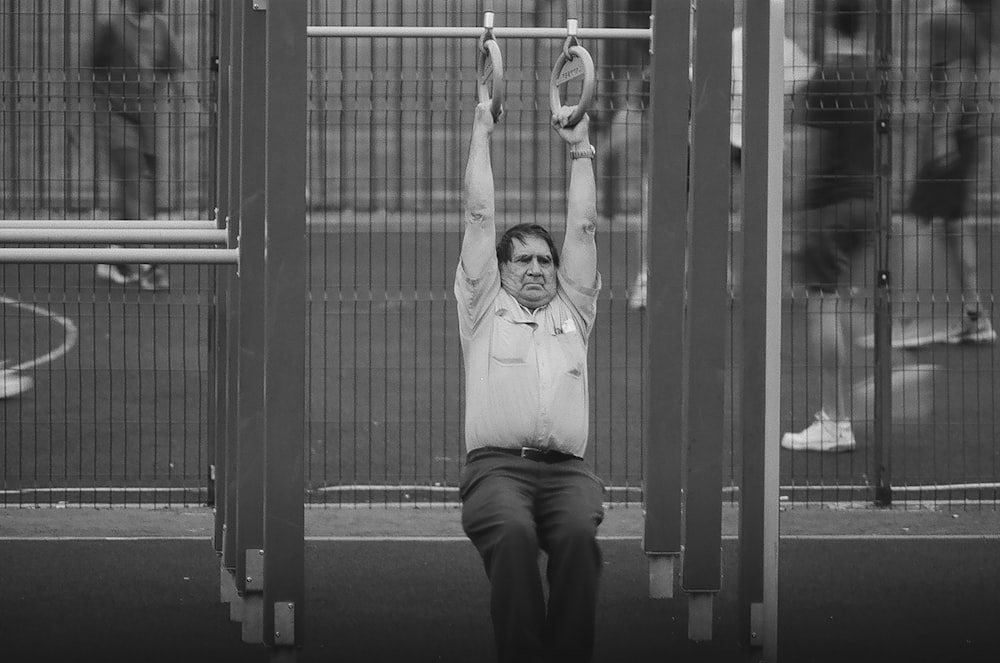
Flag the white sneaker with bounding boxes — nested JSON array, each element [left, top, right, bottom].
[[781, 411, 856, 452], [139, 264, 169, 291], [859, 313, 997, 350], [96, 263, 139, 285], [0, 369, 32, 399]]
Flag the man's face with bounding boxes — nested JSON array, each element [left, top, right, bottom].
[[500, 236, 558, 310]]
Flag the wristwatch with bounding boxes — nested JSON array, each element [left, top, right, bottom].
[[570, 144, 596, 160]]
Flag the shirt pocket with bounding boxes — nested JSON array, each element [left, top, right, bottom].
[[490, 316, 531, 366], [554, 329, 585, 379]]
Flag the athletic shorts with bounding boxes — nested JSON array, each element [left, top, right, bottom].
[[790, 197, 876, 293]]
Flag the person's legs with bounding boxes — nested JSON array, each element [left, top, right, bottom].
[[782, 199, 868, 452], [810, 293, 851, 421], [96, 144, 140, 284], [535, 460, 604, 663], [943, 220, 995, 341], [890, 217, 995, 348], [461, 453, 546, 663], [131, 150, 170, 290]]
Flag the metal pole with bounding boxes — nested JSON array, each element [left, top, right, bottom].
[[3, 219, 216, 229], [261, 0, 306, 653], [0, 228, 227, 243], [739, 1, 785, 659], [872, 0, 894, 508], [681, 0, 734, 642], [235, 0, 268, 644], [220, 0, 243, 613], [306, 25, 650, 40], [643, 0, 691, 601], [0, 247, 238, 264], [212, 0, 233, 566]]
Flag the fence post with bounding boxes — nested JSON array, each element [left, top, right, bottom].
[[643, 0, 691, 601], [739, 1, 784, 659], [872, 0, 894, 507], [220, 0, 245, 615], [233, 0, 268, 642], [262, 0, 307, 654], [681, 0, 734, 641]]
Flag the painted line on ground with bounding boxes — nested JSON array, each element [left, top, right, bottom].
[[0, 295, 79, 371]]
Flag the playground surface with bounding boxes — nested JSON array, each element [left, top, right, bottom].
[[1, 505, 999, 663]]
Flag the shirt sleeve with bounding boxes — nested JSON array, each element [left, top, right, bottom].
[[454, 258, 500, 338], [557, 268, 602, 337]]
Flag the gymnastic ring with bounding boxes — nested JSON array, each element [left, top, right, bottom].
[[548, 43, 595, 128], [478, 36, 505, 123]]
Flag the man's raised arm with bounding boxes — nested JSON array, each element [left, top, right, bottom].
[[552, 108, 598, 288], [461, 102, 500, 279]]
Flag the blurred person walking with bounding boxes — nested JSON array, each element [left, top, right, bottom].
[[626, 19, 814, 310], [88, 0, 183, 290], [780, 0, 876, 452], [886, 0, 996, 347], [456, 100, 605, 663]]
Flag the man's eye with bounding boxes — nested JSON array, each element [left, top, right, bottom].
[[538, 257, 552, 265]]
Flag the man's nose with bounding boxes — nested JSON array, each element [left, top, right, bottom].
[[526, 258, 543, 274]]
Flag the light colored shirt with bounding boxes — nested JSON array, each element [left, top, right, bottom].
[[455, 258, 601, 457]]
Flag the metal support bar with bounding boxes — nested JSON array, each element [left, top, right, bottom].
[[234, 0, 267, 643], [0, 248, 238, 264], [643, 0, 691, 588], [3, 219, 216, 229], [262, 0, 307, 650], [738, 1, 785, 660], [307, 25, 649, 40], [681, 0, 734, 641], [0, 229, 228, 244]]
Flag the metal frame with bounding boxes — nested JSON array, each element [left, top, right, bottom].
[[0, 247, 237, 264], [0, 229, 228, 244], [738, 1, 785, 660], [212, 0, 306, 658], [306, 25, 649, 40]]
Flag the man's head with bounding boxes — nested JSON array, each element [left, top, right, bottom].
[[497, 223, 560, 310]]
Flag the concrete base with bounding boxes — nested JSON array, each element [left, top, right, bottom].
[[647, 554, 676, 599], [687, 592, 715, 642], [241, 593, 264, 644]]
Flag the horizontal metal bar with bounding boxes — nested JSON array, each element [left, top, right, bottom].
[[0, 248, 239, 265], [3, 219, 217, 229], [0, 229, 228, 244], [307, 26, 650, 40]]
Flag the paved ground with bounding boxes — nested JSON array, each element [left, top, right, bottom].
[[2, 506, 999, 663]]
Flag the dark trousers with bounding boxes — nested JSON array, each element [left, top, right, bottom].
[[108, 145, 156, 221], [460, 450, 605, 663]]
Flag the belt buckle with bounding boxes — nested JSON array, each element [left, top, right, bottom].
[[520, 446, 539, 460]]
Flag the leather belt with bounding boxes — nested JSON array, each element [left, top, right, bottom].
[[467, 446, 579, 463]]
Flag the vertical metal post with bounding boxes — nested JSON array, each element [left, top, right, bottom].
[[739, 1, 784, 659], [262, 0, 307, 653], [872, 0, 894, 507], [643, 0, 691, 600], [235, 0, 268, 643], [212, 0, 232, 558], [682, 0, 733, 642], [222, 0, 245, 611]]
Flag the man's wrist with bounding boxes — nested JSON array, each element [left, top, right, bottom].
[[570, 143, 595, 160]]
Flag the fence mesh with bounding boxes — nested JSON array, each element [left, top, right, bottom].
[[2, 0, 998, 509]]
